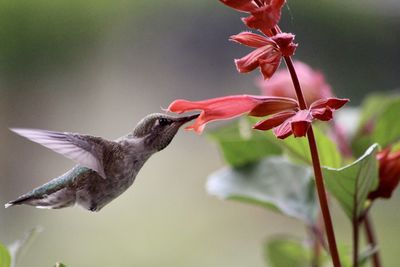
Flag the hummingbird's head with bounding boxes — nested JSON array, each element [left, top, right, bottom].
[[133, 113, 199, 151]]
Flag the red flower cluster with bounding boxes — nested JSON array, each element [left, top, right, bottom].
[[168, 95, 348, 138], [220, 0, 295, 80], [167, 0, 349, 141], [231, 32, 297, 80], [368, 148, 400, 200]]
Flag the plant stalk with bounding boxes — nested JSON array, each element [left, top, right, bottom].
[[364, 213, 382, 267], [353, 218, 359, 267], [282, 52, 341, 267]]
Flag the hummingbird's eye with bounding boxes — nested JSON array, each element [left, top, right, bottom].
[[158, 118, 171, 126]]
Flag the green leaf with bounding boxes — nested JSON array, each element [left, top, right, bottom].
[[54, 263, 66, 267], [208, 118, 342, 169], [337, 245, 352, 267], [8, 227, 42, 267], [0, 242, 11, 267], [357, 93, 395, 128], [323, 144, 379, 219], [207, 156, 318, 224], [208, 118, 282, 167], [280, 124, 342, 168], [264, 238, 311, 267], [371, 98, 400, 147], [352, 93, 400, 156]]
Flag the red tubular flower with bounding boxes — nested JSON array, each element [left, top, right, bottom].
[[219, 0, 286, 36], [257, 61, 333, 106], [167, 95, 348, 138], [368, 148, 400, 200], [231, 32, 297, 79], [253, 97, 349, 138], [167, 95, 298, 133]]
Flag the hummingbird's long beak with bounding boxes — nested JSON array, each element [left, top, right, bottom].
[[175, 113, 200, 124]]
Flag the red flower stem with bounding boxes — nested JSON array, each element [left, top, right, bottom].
[[364, 213, 382, 267], [305, 126, 341, 267], [277, 29, 341, 265], [283, 56, 308, 109]]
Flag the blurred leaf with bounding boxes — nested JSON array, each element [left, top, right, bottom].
[[8, 227, 42, 267], [337, 245, 352, 267], [352, 93, 400, 156], [264, 238, 310, 267], [207, 156, 317, 224], [371, 98, 400, 147], [323, 144, 379, 219], [208, 118, 282, 167], [281, 125, 342, 168], [392, 140, 400, 152], [357, 94, 395, 127], [208, 118, 341, 169], [54, 263, 66, 267], [0, 243, 10, 267]]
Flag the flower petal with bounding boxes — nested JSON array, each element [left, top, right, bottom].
[[243, 3, 283, 32], [369, 148, 400, 200], [310, 107, 333, 121], [258, 53, 281, 80], [168, 95, 297, 133], [253, 111, 296, 131], [234, 45, 277, 73], [248, 97, 298, 116], [271, 33, 298, 56], [219, 0, 257, 12], [310, 97, 349, 110], [230, 32, 273, 48], [289, 109, 312, 137], [273, 120, 292, 139]]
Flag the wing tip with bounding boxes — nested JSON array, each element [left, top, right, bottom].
[[9, 127, 36, 137], [5, 202, 13, 208]]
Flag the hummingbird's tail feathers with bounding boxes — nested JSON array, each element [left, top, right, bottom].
[[10, 128, 110, 179], [5, 189, 76, 209]]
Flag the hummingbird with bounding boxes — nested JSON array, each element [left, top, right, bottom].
[[5, 113, 199, 212]]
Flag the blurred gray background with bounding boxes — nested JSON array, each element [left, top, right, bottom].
[[1, 0, 399, 266]]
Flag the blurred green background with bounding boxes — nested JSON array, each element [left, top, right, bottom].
[[1, 0, 399, 266]]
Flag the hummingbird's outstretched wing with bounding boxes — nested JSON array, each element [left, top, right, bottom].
[[10, 128, 114, 179]]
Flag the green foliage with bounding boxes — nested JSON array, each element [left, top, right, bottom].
[[54, 263, 66, 267], [208, 118, 282, 167], [371, 98, 400, 147], [280, 124, 342, 168], [207, 156, 318, 224], [263, 237, 359, 267], [352, 94, 400, 155], [264, 238, 311, 267], [323, 144, 379, 219], [357, 94, 395, 128], [209, 118, 341, 169], [0, 243, 11, 267]]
